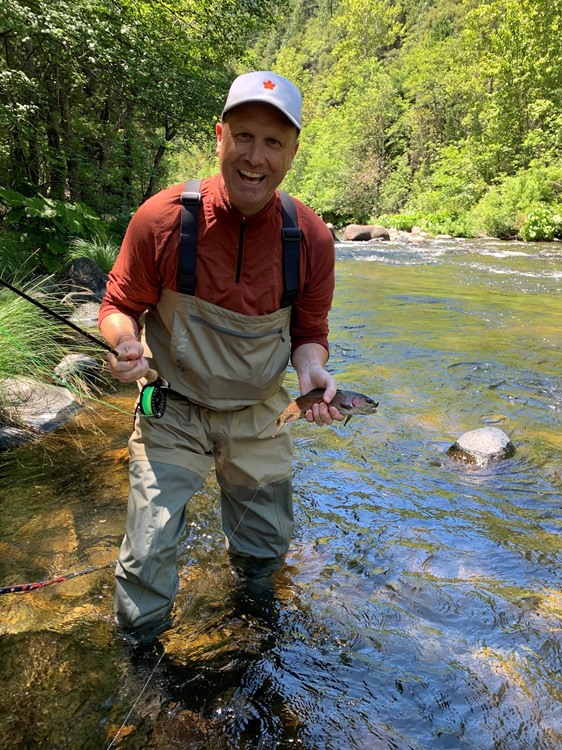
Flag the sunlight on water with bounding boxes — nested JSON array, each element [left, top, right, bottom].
[[0, 239, 561, 749]]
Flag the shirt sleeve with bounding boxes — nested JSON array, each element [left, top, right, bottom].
[[98, 188, 179, 329]]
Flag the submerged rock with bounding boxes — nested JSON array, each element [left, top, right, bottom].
[[447, 426, 515, 465]]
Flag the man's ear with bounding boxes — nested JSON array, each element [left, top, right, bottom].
[[291, 139, 300, 160], [215, 122, 223, 155]]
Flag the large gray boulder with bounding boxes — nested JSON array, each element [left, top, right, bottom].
[[447, 426, 515, 465], [0, 376, 83, 449], [66, 257, 107, 302], [342, 224, 390, 242]]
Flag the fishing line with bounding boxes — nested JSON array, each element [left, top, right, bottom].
[[106, 484, 263, 749], [1, 281, 272, 742], [0, 277, 120, 356], [0, 322, 134, 418]]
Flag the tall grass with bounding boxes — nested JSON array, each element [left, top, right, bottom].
[[66, 237, 119, 274], [0, 278, 103, 428]]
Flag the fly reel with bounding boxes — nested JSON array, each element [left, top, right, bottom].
[[138, 381, 168, 419]]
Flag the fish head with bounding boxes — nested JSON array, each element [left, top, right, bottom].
[[336, 393, 379, 416], [351, 394, 379, 414]]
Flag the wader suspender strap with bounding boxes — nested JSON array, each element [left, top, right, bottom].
[[279, 190, 301, 308], [177, 180, 301, 306], [178, 179, 202, 295]]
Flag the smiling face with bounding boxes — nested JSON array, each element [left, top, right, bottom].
[[216, 102, 299, 216]]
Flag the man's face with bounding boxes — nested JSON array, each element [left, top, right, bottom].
[[216, 102, 299, 216]]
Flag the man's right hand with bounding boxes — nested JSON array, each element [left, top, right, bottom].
[[107, 334, 151, 383]]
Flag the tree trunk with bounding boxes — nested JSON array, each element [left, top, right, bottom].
[[141, 124, 177, 204], [23, 39, 40, 190], [60, 85, 80, 201]]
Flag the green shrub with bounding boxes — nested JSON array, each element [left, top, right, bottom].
[[0, 231, 40, 281], [0, 276, 110, 431], [375, 210, 476, 237], [0, 188, 109, 274], [375, 212, 423, 231], [418, 212, 476, 238], [519, 205, 562, 242], [470, 164, 562, 239], [409, 144, 488, 219]]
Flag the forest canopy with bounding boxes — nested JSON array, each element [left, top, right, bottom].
[[2, 0, 562, 246], [1, 0, 282, 213]]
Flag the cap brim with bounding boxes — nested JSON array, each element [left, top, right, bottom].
[[222, 97, 301, 131]]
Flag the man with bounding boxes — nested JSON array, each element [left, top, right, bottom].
[[99, 71, 342, 640]]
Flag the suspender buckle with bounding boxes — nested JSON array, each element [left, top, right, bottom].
[[282, 227, 301, 241], [181, 191, 201, 206]]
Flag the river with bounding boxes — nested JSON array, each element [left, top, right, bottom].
[[0, 237, 561, 749]]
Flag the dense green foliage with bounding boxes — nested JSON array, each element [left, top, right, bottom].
[[2, 0, 562, 256], [173, 0, 562, 239], [259, 0, 562, 237], [0, 187, 109, 272], [0, 0, 562, 245], [1, 0, 283, 215], [1, 0, 284, 274]]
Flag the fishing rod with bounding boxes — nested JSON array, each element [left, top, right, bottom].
[[0, 562, 115, 595], [0, 276, 177, 418]]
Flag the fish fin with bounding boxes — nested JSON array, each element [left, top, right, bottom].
[[343, 415, 352, 426]]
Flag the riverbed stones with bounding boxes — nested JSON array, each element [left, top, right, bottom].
[[447, 426, 515, 465], [69, 301, 102, 327]]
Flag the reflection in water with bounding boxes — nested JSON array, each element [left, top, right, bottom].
[[0, 240, 561, 749]]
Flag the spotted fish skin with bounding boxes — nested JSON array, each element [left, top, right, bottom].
[[273, 388, 378, 436]]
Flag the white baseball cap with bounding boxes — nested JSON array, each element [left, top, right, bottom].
[[222, 71, 302, 131]]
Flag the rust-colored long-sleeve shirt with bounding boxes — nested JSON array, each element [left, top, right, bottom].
[[99, 174, 335, 355]]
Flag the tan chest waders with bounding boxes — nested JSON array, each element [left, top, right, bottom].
[[137, 179, 301, 417], [115, 181, 304, 631]]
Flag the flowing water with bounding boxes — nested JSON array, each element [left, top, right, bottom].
[[0, 238, 561, 750]]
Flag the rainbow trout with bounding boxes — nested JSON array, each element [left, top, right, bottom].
[[273, 388, 378, 436]]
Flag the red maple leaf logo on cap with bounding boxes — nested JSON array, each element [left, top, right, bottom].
[[263, 80, 276, 90]]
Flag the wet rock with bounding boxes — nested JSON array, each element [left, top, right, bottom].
[[343, 224, 373, 241], [369, 225, 391, 241], [0, 376, 82, 449], [69, 301, 101, 327], [342, 224, 390, 241], [447, 426, 515, 465], [65, 257, 107, 302], [54, 353, 102, 386], [0, 425, 30, 449]]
